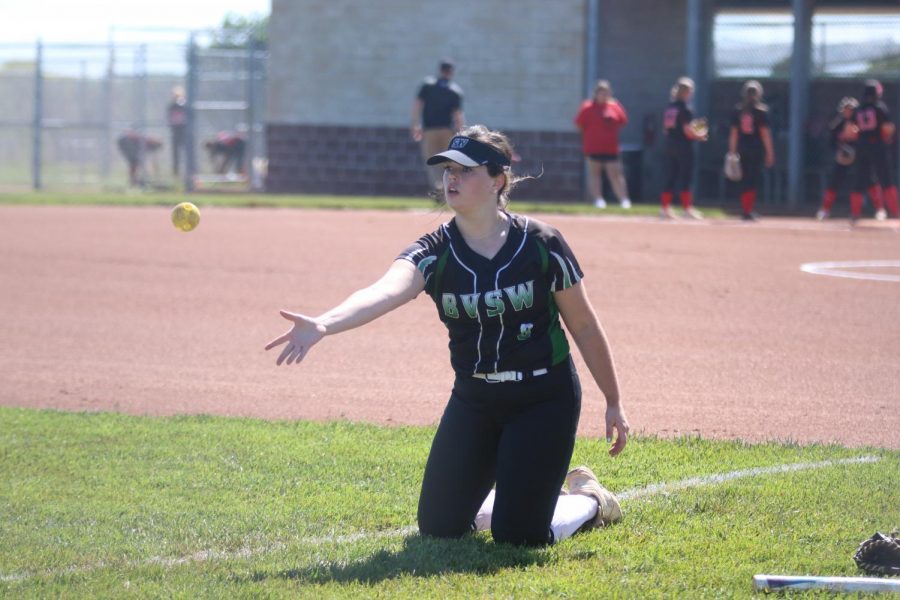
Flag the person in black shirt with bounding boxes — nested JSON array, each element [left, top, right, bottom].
[[816, 97, 862, 221], [266, 125, 629, 547], [411, 60, 465, 192], [849, 79, 898, 221], [166, 86, 187, 177], [660, 77, 707, 219], [728, 80, 775, 221]]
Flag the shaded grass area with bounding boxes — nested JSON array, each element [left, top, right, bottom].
[[1, 408, 895, 598], [0, 191, 728, 218]]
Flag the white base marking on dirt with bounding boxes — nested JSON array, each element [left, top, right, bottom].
[[800, 260, 900, 282], [0, 456, 880, 583]]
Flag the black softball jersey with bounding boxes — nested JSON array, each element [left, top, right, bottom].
[[854, 101, 892, 146], [397, 213, 583, 376], [663, 100, 693, 147]]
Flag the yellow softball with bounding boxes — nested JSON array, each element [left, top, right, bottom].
[[171, 202, 201, 232]]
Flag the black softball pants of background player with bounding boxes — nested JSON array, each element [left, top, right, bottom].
[[662, 143, 694, 194], [826, 161, 851, 191], [738, 145, 764, 192], [417, 357, 581, 546], [854, 144, 894, 191]]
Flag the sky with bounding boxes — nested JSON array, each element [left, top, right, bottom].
[[1, 0, 270, 45]]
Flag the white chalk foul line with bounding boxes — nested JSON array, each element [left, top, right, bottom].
[[800, 260, 900, 282], [616, 455, 881, 501], [0, 455, 881, 583]]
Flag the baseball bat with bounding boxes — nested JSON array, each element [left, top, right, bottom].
[[753, 574, 900, 593]]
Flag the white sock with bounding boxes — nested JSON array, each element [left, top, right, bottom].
[[474, 489, 495, 532], [550, 494, 598, 543]]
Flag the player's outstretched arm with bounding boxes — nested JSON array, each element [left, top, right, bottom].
[[554, 280, 629, 456], [265, 259, 424, 366]]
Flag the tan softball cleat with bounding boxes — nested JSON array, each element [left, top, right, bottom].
[[565, 466, 623, 528]]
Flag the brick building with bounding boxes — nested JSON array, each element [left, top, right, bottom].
[[266, 0, 900, 206]]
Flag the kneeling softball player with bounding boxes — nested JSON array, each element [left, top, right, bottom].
[[266, 125, 629, 546]]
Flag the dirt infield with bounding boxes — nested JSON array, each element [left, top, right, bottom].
[[0, 205, 897, 448]]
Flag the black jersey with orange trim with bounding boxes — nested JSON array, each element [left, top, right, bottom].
[[397, 213, 583, 376], [663, 100, 693, 147], [853, 101, 892, 146], [730, 103, 770, 150]]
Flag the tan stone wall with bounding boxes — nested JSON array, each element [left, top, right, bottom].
[[268, 0, 587, 132]]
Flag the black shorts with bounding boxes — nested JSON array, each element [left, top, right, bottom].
[[587, 153, 619, 162]]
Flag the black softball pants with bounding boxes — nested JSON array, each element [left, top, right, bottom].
[[417, 357, 581, 546], [738, 146, 764, 192], [826, 161, 852, 191], [662, 144, 694, 194], [854, 144, 894, 191]]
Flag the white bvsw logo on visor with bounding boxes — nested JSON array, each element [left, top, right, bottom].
[[450, 137, 469, 149]]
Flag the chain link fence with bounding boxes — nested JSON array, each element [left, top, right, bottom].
[[0, 31, 267, 192], [715, 11, 900, 79]]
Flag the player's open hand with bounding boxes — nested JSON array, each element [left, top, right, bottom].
[[605, 404, 630, 456], [265, 310, 326, 366]]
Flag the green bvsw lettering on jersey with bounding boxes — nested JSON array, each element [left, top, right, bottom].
[[485, 290, 505, 317], [503, 281, 534, 312], [461, 293, 480, 319], [442, 293, 459, 319], [441, 280, 534, 319]]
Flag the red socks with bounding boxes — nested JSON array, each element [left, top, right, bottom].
[[868, 185, 884, 211], [821, 189, 836, 212], [740, 190, 756, 215], [884, 186, 900, 217], [660, 191, 673, 209], [850, 192, 863, 218], [680, 191, 693, 209]]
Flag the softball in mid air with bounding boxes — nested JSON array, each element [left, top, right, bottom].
[[171, 202, 201, 232]]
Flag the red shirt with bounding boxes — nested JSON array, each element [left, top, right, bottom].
[[575, 99, 628, 155]]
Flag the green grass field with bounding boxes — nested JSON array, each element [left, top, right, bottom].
[[1, 408, 896, 598], [0, 190, 729, 218]]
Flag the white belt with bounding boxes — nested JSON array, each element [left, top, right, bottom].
[[472, 368, 549, 383]]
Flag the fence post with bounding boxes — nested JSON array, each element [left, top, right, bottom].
[[246, 39, 256, 176], [184, 34, 197, 193], [582, 0, 600, 202], [787, 0, 812, 208], [32, 40, 43, 190], [102, 39, 114, 180]]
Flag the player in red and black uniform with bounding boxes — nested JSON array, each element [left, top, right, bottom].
[[660, 77, 707, 219], [728, 80, 775, 221], [849, 79, 898, 221], [816, 97, 863, 221], [117, 129, 163, 187], [204, 131, 246, 175], [266, 125, 629, 547]]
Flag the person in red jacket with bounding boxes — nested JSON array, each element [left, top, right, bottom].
[[575, 80, 631, 209]]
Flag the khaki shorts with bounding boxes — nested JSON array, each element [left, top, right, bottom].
[[421, 128, 456, 189]]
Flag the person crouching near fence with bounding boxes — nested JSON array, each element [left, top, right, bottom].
[[660, 77, 707, 220], [727, 81, 775, 221], [816, 97, 861, 221], [117, 129, 162, 187]]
